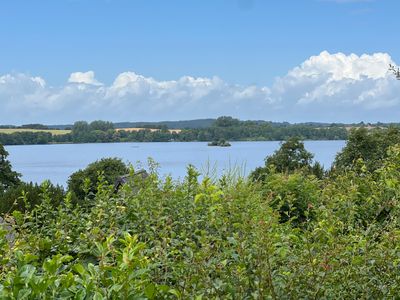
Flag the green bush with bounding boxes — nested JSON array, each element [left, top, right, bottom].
[[67, 157, 129, 203], [334, 126, 400, 172], [0, 181, 65, 214], [250, 137, 325, 181], [263, 171, 320, 227]]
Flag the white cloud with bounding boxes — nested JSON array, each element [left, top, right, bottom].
[[68, 71, 103, 86], [0, 51, 399, 124], [268, 51, 399, 116], [288, 51, 391, 80]]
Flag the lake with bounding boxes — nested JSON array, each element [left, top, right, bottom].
[[5, 141, 346, 186]]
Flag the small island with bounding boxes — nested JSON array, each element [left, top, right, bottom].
[[207, 139, 231, 147]]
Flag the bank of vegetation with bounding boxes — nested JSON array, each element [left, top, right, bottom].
[[0, 117, 353, 145], [1, 127, 400, 298]]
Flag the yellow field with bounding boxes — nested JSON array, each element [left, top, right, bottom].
[[0, 128, 71, 135], [116, 128, 182, 134]]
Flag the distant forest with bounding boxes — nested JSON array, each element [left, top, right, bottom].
[[0, 116, 397, 145]]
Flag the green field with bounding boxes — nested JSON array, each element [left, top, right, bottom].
[[0, 128, 71, 135]]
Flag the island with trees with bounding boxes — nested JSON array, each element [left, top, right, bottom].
[[207, 139, 231, 147]]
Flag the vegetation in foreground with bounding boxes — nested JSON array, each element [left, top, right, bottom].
[[1, 127, 400, 298]]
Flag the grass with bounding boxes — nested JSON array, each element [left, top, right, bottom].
[[0, 128, 71, 135]]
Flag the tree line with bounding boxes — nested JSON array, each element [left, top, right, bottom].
[[0, 117, 349, 145]]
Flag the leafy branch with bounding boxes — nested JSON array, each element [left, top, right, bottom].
[[389, 64, 400, 80]]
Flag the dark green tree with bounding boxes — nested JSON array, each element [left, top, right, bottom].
[[71, 121, 90, 143], [265, 137, 314, 173], [251, 137, 323, 181], [0, 181, 65, 214], [67, 158, 129, 202], [0, 144, 20, 193], [333, 127, 400, 172], [213, 116, 240, 127], [71, 121, 90, 134], [89, 120, 114, 132]]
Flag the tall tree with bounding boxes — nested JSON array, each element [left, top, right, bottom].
[[334, 127, 400, 172], [0, 144, 20, 193], [213, 116, 240, 127], [264, 137, 314, 173], [89, 120, 114, 131], [251, 137, 324, 181]]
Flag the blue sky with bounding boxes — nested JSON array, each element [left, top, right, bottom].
[[1, 0, 400, 124]]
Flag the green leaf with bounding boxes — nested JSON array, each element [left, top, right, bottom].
[[93, 292, 105, 300], [18, 265, 36, 282], [73, 264, 86, 276], [169, 289, 181, 299], [144, 283, 156, 299], [17, 288, 31, 300]]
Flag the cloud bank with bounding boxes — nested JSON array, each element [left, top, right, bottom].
[[1, 51, 399, 124]]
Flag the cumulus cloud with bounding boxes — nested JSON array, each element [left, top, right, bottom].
[[267, 51, 399, 121], [0, 51, 399, 124], [68, 71, 103, 86]]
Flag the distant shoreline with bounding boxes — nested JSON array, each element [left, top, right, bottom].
[[2, 116, 394, 146]]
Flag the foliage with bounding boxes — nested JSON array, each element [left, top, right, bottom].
[[88, 120, 114, 132], [0, 144, 20, 194], [213, 116, 241, 127], [0, 181, 65, 214], [250, 137, 324, 181], [266, 137, 314, 172], [67, 158, 129, 202], [334, 127, 400, 172], [71, 121, 115, 143], [263, 171, 320, 227]]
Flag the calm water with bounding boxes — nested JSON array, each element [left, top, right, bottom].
[[5, 141, 346, 186]]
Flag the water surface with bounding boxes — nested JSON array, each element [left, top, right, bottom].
[[6, 141, 346, 186]]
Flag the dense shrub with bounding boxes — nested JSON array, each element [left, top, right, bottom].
[[263, 171, 320, 227], [334, 126, 400, 172], [67, 157, 129, 202], [250, 137, 324, 181], [0, 181, 65, 214]]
